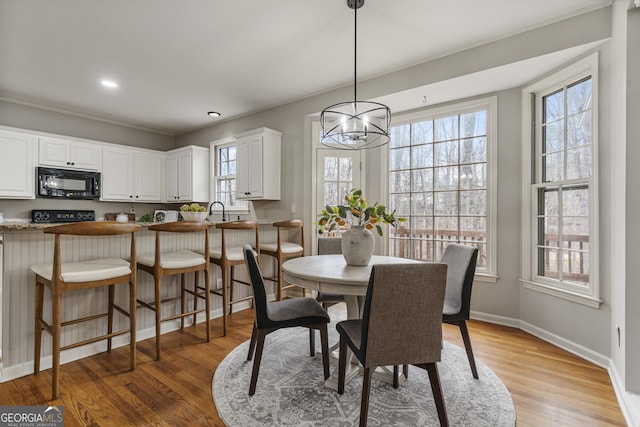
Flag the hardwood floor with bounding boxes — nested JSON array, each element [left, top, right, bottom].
[[1, 306, 626, 426]]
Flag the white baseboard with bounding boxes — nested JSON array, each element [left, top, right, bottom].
[[470, 310, 520, 328], [609, 362, 640, 427], [518, 320, 610, 368]]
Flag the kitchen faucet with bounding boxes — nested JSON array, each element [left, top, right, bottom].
[[208, 201, 226, 222]]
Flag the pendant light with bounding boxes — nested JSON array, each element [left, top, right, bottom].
[[321, 0, 391, 150]]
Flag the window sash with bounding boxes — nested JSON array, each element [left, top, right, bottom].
[[386, 97, 497, 277], [211, 140, 248, 212], [522, 53, 599, 305]]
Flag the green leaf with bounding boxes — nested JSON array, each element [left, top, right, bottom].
[[376, 224, 383, 236]]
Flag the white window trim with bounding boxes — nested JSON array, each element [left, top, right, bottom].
[[520, 53, 601, 308], [209, 136, 250, 214], [383, 96, 499, 278], [310, 121, 366, 253]]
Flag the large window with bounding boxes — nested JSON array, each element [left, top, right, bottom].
[[211, 140, 248, 212], [521, 54, 600, 307], [387, 98, 497, 276]]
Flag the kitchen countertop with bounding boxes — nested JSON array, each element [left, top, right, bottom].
[[0, 219, 275, 231]]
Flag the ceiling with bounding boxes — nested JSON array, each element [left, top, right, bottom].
[[0, 0, 610, 136]]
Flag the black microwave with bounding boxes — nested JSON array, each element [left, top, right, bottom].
[[37, 167, 101, 200]]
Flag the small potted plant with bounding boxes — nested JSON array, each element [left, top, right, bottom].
[[316, 188, 405, 265], [179, 203, 208, 222]]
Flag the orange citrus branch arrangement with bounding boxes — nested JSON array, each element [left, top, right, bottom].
[[316, 188, 406, 237]]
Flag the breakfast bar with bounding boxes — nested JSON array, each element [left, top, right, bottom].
[[0, 219, 283, 382]]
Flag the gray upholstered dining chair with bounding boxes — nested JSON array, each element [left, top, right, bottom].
[[243, 245, 331, 396], [336, 263, 449, 427], [441, 243, 479, 379]]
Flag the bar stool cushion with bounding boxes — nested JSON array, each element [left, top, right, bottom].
[[31, 258, 131, 283], [208, 246, 256, 262], [260, 242, 303, 254], [137, 250, 206, 269]]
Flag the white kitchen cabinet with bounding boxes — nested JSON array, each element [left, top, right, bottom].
[[39, 136, 101, 170], [166, 146, 209, 203], [236, 128, 281, 200], [0, 129, 36, 199], [101, 147, 163, 202]]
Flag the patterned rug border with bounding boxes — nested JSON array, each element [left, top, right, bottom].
[[213, 326, 516, 426]]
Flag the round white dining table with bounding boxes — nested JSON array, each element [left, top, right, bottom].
[[282, 254, 423, 315], [282, 254, 424, 389]]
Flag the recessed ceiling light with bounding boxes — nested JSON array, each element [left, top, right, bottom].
[[207, 111, 221, 118], [101, 80, 118, 88]]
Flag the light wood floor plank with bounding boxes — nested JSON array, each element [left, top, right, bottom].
[[0, 307, 626, 426]]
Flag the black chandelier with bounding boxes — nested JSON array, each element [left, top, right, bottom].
[[320, 0, 391, 150]]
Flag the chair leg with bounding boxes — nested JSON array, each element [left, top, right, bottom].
[[359, 367, 374, 427], [51, 286, 62, 400], [180, 273, 186, 329], [319, 325, 330, 380], [248, 329, 267, 396], [425, 363, 449, 427], [221, 265, 228, 336], [393, 365, 399, 389], [458, 320, 478, 379], [203, 269, 211, 342], [192, 271, 198, 327], [247, 324, 258, 361], [275, 255, 283, 301], [34, 280, 44, 376], [107, 284, 114, 352], [309, 328, 316, 356], [393, 364, 409, 386], [337, 337, 347, 394], [129, 279, 136, 371], [154, 275, 162, 361], [229, 266, 235, 315]]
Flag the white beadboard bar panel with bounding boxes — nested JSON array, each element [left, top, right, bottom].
[[1, 224, 278, 380]]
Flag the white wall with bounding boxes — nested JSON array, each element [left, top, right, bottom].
[[624, 4, 640, 394], [610, 0, 628, 391], [0, 100, 175, 150]]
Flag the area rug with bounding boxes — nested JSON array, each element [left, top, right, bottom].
[[213, 326, 516, 426]]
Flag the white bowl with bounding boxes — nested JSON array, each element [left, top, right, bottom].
[[179, 211, 208, 222]]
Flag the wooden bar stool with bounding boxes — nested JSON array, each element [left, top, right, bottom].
[[31, 221, 141, 400], [136, 221, 211, 360], [260, 220, 305, 301], [207, 220, 259, 336]]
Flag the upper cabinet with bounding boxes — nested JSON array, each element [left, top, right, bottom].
[[166, 146, 209, 203], [101, 147, 163, 202], [0, 129, 36, 199], [236, 128, 281, 200], [39, 136, 101, 170]]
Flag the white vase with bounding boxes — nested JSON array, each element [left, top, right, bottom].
[[341, 226, 375, 266]]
